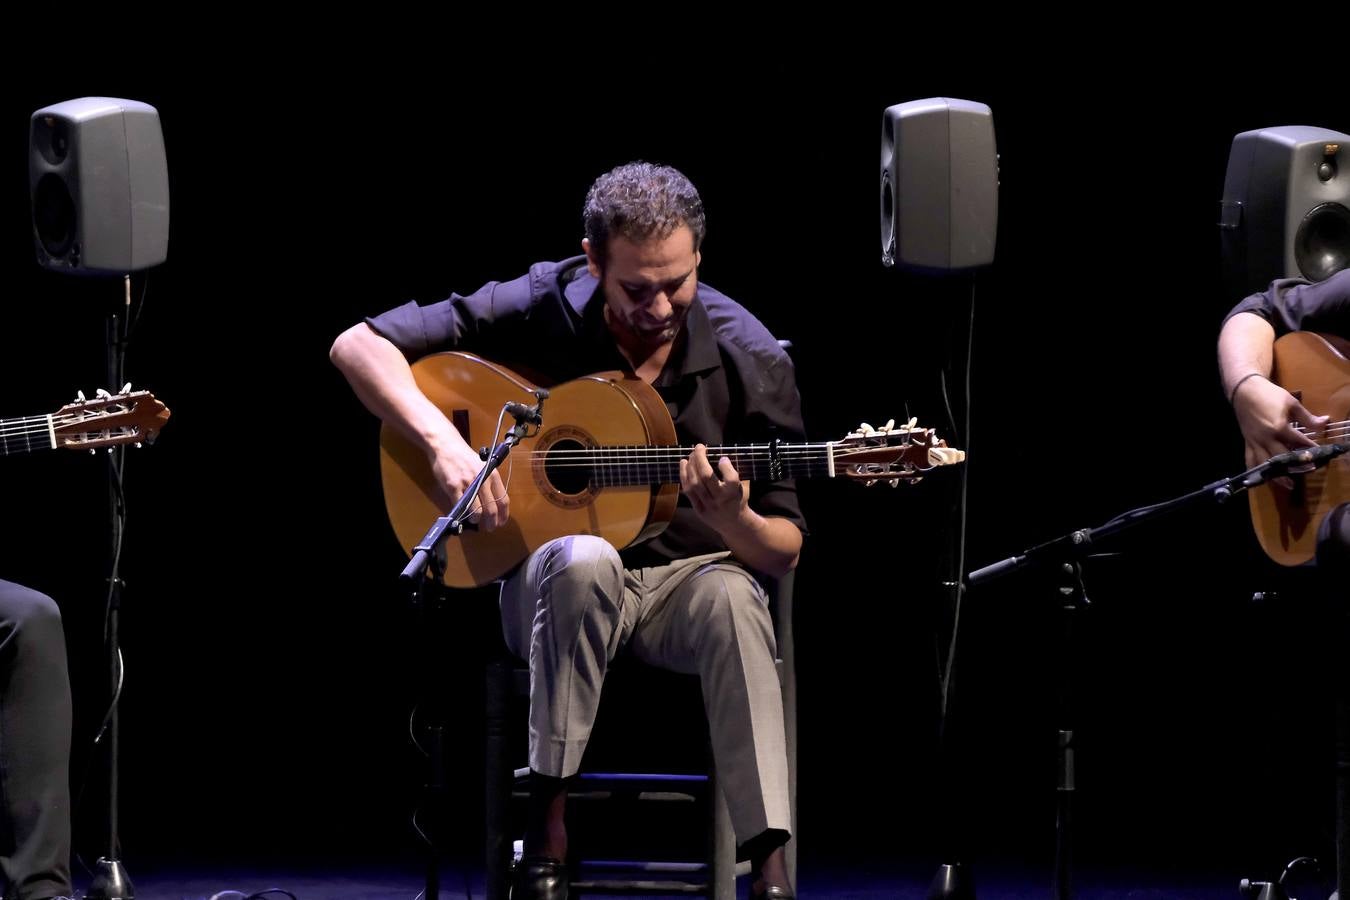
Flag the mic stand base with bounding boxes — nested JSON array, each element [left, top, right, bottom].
[[1238, 879, 1289, 900], [84, 856, 135, 900], [927, 862, 976, 900]]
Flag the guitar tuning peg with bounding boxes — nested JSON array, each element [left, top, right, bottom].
[[889, 478, 900, 487], [904, 417, 918, 431], [75, 390, 87, 402], [89, 448, 96, 455], [120, 383, 132, 394], [878, 418, 896, 434], [95, 388, 112, 399], [865, 479, 877, 487]]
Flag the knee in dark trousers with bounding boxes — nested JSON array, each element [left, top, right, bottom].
[[1317, 503, 1350, 582]]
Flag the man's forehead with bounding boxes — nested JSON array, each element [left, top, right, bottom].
[[618, 265, 694, 285], [607, 226, 696, 265]]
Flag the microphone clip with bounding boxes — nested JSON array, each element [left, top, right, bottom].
[[504, 388, 550, 428], [1241, 443, 1350, 489]]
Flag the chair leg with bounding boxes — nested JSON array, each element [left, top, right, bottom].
[[710, 771, 737, 900], [783, 664, 798, 890], [485, 660, 513, 900]]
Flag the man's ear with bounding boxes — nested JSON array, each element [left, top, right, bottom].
[[582, 237, 601, 277]]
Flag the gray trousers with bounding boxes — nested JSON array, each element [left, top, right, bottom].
[[499, 535, 791, 846]]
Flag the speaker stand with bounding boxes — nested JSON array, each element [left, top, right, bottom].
[[85, 277, 134, 900]]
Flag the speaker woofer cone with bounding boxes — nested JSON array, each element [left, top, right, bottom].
[[33, 172, 75, 258], [1296, 201, 1350, 282]]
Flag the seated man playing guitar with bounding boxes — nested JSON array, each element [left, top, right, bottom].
[[1219, 268, 1350, 562], [1219, 265, 1350, 900], [331, 162, 804, 900], [1218, 270, 1350, 479]]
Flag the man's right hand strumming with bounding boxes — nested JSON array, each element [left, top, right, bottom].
[[427, 433, 510, 531], [331, 321, 511, 530], [1231, 374, 1329, 474], [1220, 310, 1331, 482]]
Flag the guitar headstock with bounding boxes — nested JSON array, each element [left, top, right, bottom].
[[54, 387, 171, 451], [834, 418, 965, 486]]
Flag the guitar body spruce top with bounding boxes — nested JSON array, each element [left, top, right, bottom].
[[380, 352, 678, 588]]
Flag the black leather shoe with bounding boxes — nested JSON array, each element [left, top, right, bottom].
[[750, 886, 795, 900], [509, 856, 569, 900]]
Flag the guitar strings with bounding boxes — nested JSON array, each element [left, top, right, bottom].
[[1294, 420, 1350, 443], [0, 414, 136, 439], [526, 443, 837, 454], [522, 445, 909, 469]]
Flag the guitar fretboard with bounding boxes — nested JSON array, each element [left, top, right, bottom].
[[541, 443, 836, 487], [0, 415, 54, 457]]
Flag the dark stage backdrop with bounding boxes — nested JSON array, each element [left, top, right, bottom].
[[0, 47, 1343, 882]]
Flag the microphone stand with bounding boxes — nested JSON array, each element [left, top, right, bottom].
[[400, 392, 546, 900], [965, 445, 1350, 900]]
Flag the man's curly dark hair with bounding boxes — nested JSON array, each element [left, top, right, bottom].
[[583, 162, 706, 268]]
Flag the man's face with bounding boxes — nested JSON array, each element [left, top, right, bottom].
[[585, 225, 701, 353]]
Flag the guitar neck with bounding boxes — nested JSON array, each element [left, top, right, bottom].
[[0, 415, 56, 457], [579, 443, 835, 487]]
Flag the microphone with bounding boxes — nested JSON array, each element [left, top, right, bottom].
[[1242, 443, 1350, 488], [504, 400, 544, 425], [966, 553, 1027, 587]]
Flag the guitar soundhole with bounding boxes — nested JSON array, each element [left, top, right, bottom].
[[543, 439, 593, 495]]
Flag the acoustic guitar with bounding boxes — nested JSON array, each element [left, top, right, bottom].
[[380, 352, 965, 587]]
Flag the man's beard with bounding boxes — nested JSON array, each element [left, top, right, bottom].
[[612, 305, 685, 346], [630, 314, 680, 343]]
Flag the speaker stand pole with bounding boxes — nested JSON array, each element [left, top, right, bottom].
[[86, 276, 134, 900]]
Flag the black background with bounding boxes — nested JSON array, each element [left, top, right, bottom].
[[1, 39, 1343, 883]]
